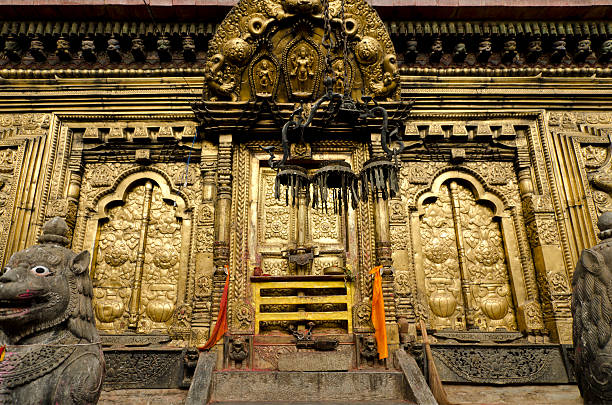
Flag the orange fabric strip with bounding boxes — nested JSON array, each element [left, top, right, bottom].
[[369, 265, 388, 360], [199, 266, 230, 351]]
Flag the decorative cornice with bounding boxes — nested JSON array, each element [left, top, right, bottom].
[[0, 20, 612, 76]]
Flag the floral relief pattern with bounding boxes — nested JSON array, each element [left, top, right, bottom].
[[92, 181, 182, 334], [310, 201, 340, 242], [420, 181, 517, 332], [261, 174, 290, 242]]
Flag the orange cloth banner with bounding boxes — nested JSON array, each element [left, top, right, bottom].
[[199, 265, 230, 351], [369, 265, 388, 360]]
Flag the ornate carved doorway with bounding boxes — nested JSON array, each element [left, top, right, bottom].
[[226, 143, 374, 337]]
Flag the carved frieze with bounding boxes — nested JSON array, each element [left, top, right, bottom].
[[104, 349, 184, 389], [0, 113, 49, 140], [432, 345, 564, 384]]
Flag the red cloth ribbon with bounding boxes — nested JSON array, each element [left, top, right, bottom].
[[199, 265, 230, 351]]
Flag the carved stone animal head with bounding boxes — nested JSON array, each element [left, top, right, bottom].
[[231, 336, 246, 353], [229, 336, 249, 362], [0, 217, 97, 343], [573, 212, 612, 403], [360, 335, 378, 359]]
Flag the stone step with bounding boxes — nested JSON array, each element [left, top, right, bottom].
[[184, 351, 436, 405], [209, 371, 411, 403], [209, 401, 415, 405]]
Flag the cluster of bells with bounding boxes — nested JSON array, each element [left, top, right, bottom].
[[261, 76, 409, 214], [273, 156, 400, 214]]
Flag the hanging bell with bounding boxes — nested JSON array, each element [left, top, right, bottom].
[[312, 161, 359, 214], [337, 98, 361, 123], [360, 156, 400, 201], [275, 165, 310, 207]]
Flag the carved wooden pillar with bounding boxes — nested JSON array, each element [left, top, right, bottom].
[[515, 129, 555, 342], [192, 149, 217, 342], [211, 134, 233, 329], [371, 133, 399, 351]]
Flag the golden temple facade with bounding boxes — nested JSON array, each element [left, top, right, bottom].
[[2, 0, 612, 400]]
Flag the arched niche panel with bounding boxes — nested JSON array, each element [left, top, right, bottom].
[[414, 171, 525, 332], [83, 171, 191, 335]]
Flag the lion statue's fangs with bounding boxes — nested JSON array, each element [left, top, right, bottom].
[[0, 217, 105, 405]]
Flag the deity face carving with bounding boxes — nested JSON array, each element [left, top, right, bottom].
[[504, 40, 517, 52], [479, 40, 492, 53], [578, 39, 592, 51], [602, 40, 612, 55], [553, 40, 567, 52], [431, 39, 443, 53], [281, 0, 323, 15], [528, 40, 542, 53], [453, 43, 467, 56]]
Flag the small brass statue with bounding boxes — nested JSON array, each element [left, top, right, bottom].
[[573, 212, 612, 405], [0, 217, 105, 405]]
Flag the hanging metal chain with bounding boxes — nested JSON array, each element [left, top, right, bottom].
[[321, 0, 334, 92], [339, 0, 350, 97]]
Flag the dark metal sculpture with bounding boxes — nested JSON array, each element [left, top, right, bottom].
[[259, 0, 410, 211], [0, 217, 105, 405], [573, 212, 612, 405]]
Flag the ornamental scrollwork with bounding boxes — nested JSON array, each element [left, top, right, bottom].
[[233, 302, 254, 332]]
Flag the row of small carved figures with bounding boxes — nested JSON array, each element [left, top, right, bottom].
[[0, 33, 209, 63], [2, 32, 612, 67], [397, 37, 612, 65]]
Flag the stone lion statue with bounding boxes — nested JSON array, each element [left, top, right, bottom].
[[573, 212, 612, 405], [0, 217, 105, 405]]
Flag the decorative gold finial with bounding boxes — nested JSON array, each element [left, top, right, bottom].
[[37, 217, 70, 246]]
